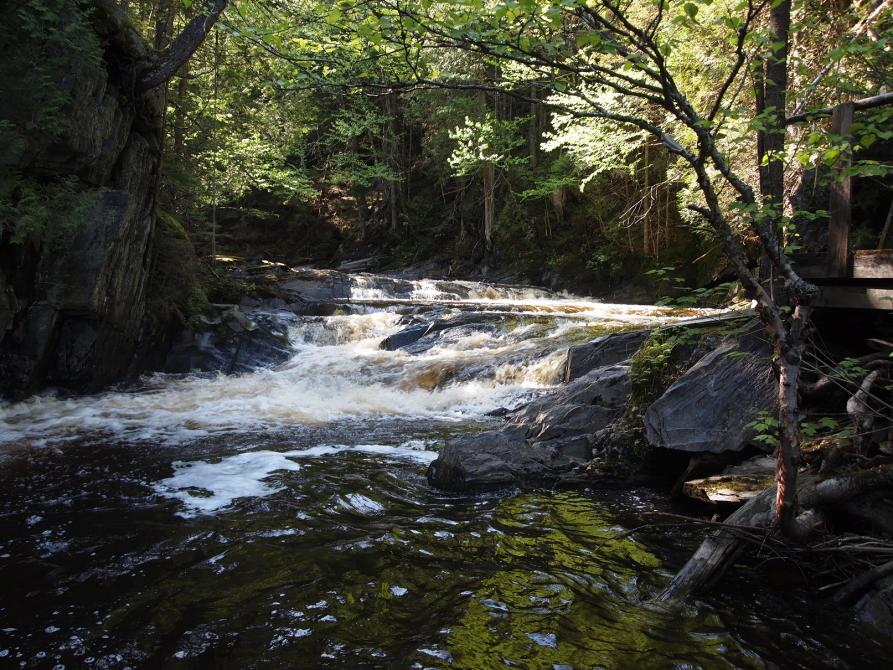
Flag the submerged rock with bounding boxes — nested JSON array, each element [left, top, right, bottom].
[[426, 430, 592, 490], [644, 328, 776, 453]]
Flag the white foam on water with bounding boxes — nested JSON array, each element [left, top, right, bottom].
[[155, 451, 302, 516], [337, 493, 384, 515], [155, 440, 439, 516], [0, 276, 719, 448]]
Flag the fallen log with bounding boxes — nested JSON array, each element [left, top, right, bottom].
[[656, 465, 893, 603], [832, 560, 893, 606], [655, 488, 775, 603]]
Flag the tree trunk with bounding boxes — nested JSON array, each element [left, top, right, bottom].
[[764, 0, 791, 210], [482, 161, 496, 251], [528, 85, 539, 169], [760, 0, 806, 537], [138, 0, 228, 91]]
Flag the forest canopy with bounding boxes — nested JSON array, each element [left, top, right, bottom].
[[107, 0, 889, 277]]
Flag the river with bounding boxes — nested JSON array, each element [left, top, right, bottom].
[[0, 275, 886, 668]]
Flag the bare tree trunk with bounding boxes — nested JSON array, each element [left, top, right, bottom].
[[528, 85, 539, 169], [482, 161, 495, 251]]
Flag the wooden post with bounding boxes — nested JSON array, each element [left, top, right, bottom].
[[828, 102, 854, 278]]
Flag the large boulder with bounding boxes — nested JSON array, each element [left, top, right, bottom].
[[644, 328, 777, 453], [563, 329, 650, 381], [426, 430, 596, 491], [508, 364, 632, 440], [427, 364, 632, 490]]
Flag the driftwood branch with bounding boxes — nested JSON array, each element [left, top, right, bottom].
[[832, 560, 893, 606], [654, 488, 775, 603]]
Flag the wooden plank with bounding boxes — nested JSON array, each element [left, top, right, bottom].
[[792, 251, 893, 280], [828, 102, 854, 278], [817, 285, 893, 310], [853, 250, 893, 279]]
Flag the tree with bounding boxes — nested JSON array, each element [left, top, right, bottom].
[[248, 0, 893, 537]]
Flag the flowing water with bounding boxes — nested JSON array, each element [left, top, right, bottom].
[[0, 276, 887, 669]]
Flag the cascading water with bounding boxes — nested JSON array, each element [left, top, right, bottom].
[[0, 275, 884, 668]]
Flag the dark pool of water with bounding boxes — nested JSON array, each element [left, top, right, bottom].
[[0, 430, 889, 670]]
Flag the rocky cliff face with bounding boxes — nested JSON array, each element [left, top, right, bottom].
[[0, 3, 166, 397]]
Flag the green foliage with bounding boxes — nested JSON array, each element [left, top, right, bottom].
[[747, 411, 847, 450], [0, 172, 95, 246], [629, 329, 690, 411], [541, 92, 649, 189], [0, 0, 101, 245], [0, 0, 100, 156], [746, 411, 781, 448], [106, 0, 893, 283], [448, 114, 527, 175]]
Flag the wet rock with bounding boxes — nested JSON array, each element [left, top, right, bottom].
[[426, 431, 590, 490], [428, 364, 631, 490], [563, 330, 650, 381], [0, 5, 167, 396], [854, 576, 893, 640], [508, 365, 632, 440], [164, 306, 292, 374], [644, 328, 776, 453], [380, 323, 433, 351], [382, 313, 506, 354], [289, 301, 341, 317]]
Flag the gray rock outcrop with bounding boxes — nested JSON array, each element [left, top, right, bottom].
[[164, 306, 293, 374], [644, 328, 777, 453], [427, 331, 645, 491], [0, 4, 167, 396], [563, 329, 650, 381]]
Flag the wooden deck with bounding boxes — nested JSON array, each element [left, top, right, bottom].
[[792, 251, 893, 310], [785, 97, 893, 310]]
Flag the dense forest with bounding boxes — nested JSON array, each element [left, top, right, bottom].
[[2, 1, 893, 668], [5, 1, 891, 291]]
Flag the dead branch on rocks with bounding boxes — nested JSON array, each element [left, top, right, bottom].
[[655, 465, 893, 604]]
